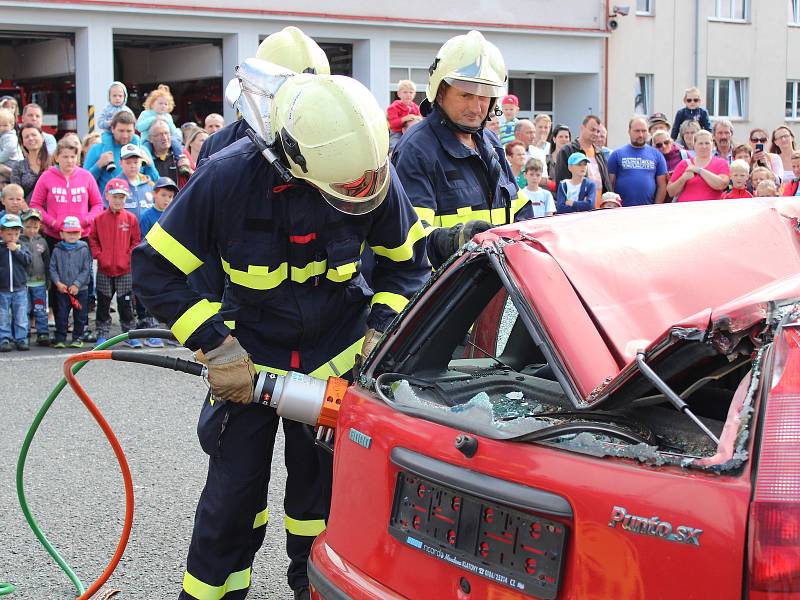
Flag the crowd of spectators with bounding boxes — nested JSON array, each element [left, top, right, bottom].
[[0, 83, 217, 351], [1, 79, 799, 352], [385, 82, 800, 217]]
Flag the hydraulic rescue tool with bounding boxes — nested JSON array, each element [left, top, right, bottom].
[[5, 329, 349, 599]]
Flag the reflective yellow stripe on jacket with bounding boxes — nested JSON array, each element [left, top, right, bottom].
[[371, 220, 427, 262], [220, 258, 358, 290], [172, 300, 221, 344], [431, 192, 530, 229], [439, 206, 510, 228], [146, 222, 203, 274], [182, 568, 250, 600], [413, 206, 438, 231], [371, 292, 408, 314], [252, 336, 364, 381]]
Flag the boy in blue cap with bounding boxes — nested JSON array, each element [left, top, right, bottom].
[[135, 176, 179, 347], [0, 213, 32, 351], [556, 152, 596, 213], [138, 176, 178, 238], [20, 209, 51, 346]]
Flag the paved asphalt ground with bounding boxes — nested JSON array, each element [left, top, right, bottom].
[[0, 342, 296, 599]]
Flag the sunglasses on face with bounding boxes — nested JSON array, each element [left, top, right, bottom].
[[686, 98, 701, 103], [654, 140, 672, 149], [751, 137, 768, 143]]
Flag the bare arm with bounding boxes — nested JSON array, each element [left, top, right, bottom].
[[666, 167, 693, 197], [696, 167, 729, 191]]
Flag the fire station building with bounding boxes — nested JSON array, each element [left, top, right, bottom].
[[0, 0, 608, 137]]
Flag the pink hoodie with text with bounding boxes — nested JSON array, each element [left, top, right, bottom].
[[29, 166, 104, 239]]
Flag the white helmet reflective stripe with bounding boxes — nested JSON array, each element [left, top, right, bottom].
[[255, 26, 331, 75], [272, 74, 391, 215], [426, 30, 506, 103]]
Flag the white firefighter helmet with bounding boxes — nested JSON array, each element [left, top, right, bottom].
[[255, 26, 331, 75], [426, 30, 506, 103], [272, 74, 391, 215]]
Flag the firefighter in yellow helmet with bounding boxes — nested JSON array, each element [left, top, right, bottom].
[[392, 30, 533, 268], [132, 66, 429, 599], [192, 27, 332, 309], [198, 26, 330, 163]]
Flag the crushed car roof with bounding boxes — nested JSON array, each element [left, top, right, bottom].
[[479, 198, 800, 399]]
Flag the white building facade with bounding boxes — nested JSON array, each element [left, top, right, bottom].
[[0, 0, 609, 136], [607, 0, 800, 147]]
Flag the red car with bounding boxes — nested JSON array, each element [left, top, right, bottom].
[[309, 198, 800, 600]]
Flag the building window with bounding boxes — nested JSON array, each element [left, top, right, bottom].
[[791, 0, 800, 24], [706, 78, 747, 118], [786, 81, 800, 119], [507, 77, 554, 118], [389, 66, 428, 105], [714, 0, 749, 20], [634, 74, 653, 115], [637, 0, 654, 15]]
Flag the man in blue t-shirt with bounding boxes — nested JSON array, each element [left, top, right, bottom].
[[608, 117, 668, 206]]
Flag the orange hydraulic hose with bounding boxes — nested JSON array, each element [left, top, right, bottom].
[[62, 351, 133, 600]]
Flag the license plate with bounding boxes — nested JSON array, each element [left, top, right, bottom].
[[388, 471, 567, 599]]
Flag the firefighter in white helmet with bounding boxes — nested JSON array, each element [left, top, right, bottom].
[[192, 26, 332, 311], [198, 26, 331, 163], [393, 30, 533, 268], [132, 66, 429, 599]]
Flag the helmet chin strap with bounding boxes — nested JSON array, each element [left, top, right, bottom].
[[435, 98, 499, 135]]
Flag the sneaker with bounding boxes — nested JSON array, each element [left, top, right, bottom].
[[127, 338, 143, 349], [95, 337, 109, 346], [144, 337, 164, 348], [52, 341, 66, 349], [36, 333, 50, 346], [69, 340, 84, 349], [81, 331, 97, 343], [15, 340, 29, 351], [0, 340, 12, 352]]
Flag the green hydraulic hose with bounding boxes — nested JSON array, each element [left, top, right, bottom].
[[4, 333, 130, 597]]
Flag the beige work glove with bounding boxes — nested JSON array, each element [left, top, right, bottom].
[[354, 328, 382, 377], [196, 336, 256, 404]]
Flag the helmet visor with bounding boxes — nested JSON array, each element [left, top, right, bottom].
[[317, 162, 391, 215], [444, 77, 503, 99], [330, 160, 389, 200]]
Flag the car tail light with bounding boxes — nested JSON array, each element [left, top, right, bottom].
[[748, 325, 800, 598]]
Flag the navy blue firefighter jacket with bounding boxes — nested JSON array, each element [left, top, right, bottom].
[[392, 105, 532, 258], [131, 137, 430, 378]]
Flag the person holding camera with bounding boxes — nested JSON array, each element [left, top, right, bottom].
[[84, 110, 159, 192], [747, 128, 783, 184]]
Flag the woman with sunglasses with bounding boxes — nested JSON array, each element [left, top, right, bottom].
[[670, 87, 712, 141], [770, 126, 797, 186], [747, 128, 783, 184], [652, 130, 689, 177]]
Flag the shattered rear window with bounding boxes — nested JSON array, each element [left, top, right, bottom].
[[373, 250, 761, 472]]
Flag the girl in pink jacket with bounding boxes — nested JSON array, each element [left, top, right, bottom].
[[30, 138, 104, 242]]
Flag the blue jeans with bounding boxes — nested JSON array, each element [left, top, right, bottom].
[[0, 289, 29, 344], [54, 289, 88, 343], [27, 285, 48, 335]]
